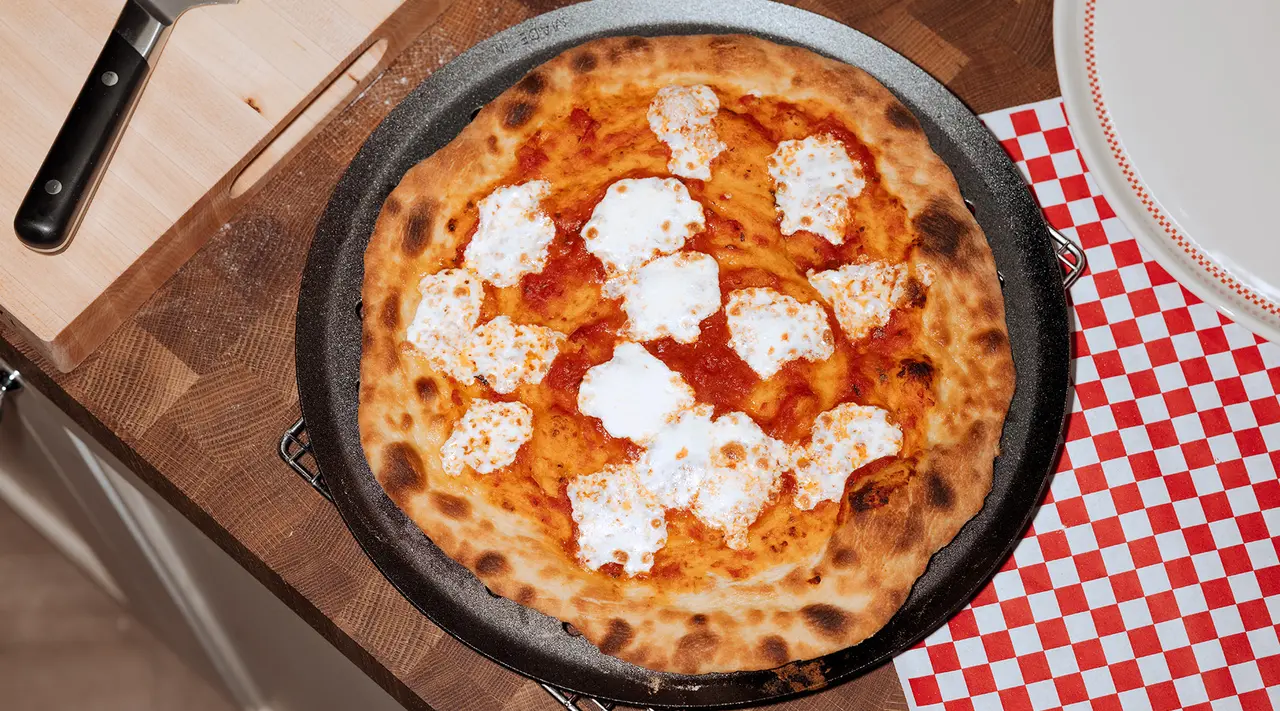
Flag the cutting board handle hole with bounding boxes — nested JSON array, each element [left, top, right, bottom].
[[230, 39, 390, 199]]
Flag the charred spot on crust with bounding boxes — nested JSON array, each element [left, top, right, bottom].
[[709, 37, 738, 49], [831, 547, 858, 568], [800, 604, 850, 639], [926, 470, 954, 510], [485, 136, 498, 154], [504, 101, 534, 129], [915, 199, 969, 262], [398, 413, 413, 430], [572, 52, 598, 73], [903, 276, 928, 308], [402, 200, 435, 257], [886, 101, 922, 132], [898, 358, 934, 386], [976, 328, 1008, 355], [516, 586, 536, 605], [760, 636, 791, 666], [380, 443, 425, 504], [982, 297, 1003, 320], [598, 619, 634, 655], [414, 377, 438, 403], [516, 72, 546, 95], [895, 512, 924, 552], [608, 37, 652, 63], [383, 197, 402, 216], [688, 614, 708, 627], [889, 586, 909, 608], [849, 484, 892, 512], [380, 291, 400, 329], [475, 552, 509, 576], [675, 631, 719, 669], [431, 492, 470, 519]]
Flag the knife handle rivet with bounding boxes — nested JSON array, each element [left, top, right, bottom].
[[44, 180, 62, 195], [101, 71, 119, 87]]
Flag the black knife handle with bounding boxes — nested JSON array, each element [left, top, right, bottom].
[[13, 27, 152, 253]]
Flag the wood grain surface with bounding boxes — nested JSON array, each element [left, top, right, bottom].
[[0, 0, 450, 372], [0, 0, 1056, 709]]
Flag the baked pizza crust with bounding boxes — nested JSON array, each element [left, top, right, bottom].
[[359, 35, 1014, 674]]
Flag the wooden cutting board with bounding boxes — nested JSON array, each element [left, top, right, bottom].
[[0, 0, 447, 372]]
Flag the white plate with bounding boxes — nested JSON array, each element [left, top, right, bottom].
[[1055, 0, 1280, 341]]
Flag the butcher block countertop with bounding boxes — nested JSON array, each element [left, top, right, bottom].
[[0, 1, 1058, 709]]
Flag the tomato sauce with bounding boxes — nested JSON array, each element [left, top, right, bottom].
[[568, 107, 600, 143], [647, 312, 757, 416], [513, 132, 549, 180], [521, 232, 604, 317], [763, 370, 823, 441]]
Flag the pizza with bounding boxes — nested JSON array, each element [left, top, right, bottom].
[[359, 34, 1014, 675]]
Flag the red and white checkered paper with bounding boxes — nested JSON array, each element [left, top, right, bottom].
[[892, 98, 1280, 711]]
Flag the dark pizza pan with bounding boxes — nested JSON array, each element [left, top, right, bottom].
[[294, 0, 1072, 707]]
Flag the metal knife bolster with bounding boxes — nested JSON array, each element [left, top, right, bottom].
[[118, 0, 174, 62]]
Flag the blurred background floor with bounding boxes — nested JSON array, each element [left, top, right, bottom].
[[0, 498, 236, 711]]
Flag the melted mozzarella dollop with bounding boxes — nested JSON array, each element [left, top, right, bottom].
[[578, 342, 696, 443], [567, 464, 668, 576], [581, 178, 705, 276], [792, 403, 902, 510], [440, 399, 533, 476], [647, 85, 726, 180], [406, 269, 485, 381], [767, 134, 865, 244], [637, 408, 789, 549], [465, 181, 556, 287], [808, 261, 928, 342], [464, 316, 565, 393], [603, 251, 721, 343], [694, 412, 790, 549], [637, 404, 716, 509], [724, 288, 835, 378]]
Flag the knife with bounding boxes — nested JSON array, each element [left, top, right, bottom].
[[13, 0, 237, 254]]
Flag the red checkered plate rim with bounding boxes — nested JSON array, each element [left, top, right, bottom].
[[1053, 0, 1280, 343]]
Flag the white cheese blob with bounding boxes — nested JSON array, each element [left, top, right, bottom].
[[440, 399, 534, 476], [567, 464, 667, 576], [581, 178, 705, 276], [694, 412, 790, 549], [465, 181, 556, 287], [577, 342, 695, 443], [637, 405, 716, 509], [809, 261, 927, 342], [405, 269, 485, 381], [647, 85, 726, 180], [792, 403, 902, 510], [724, 288, 835, 378], [767, 134, 865, 244], [603, 251, 721, 343], [638, 408, 788, 549], [464, 316, 565, 394]]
